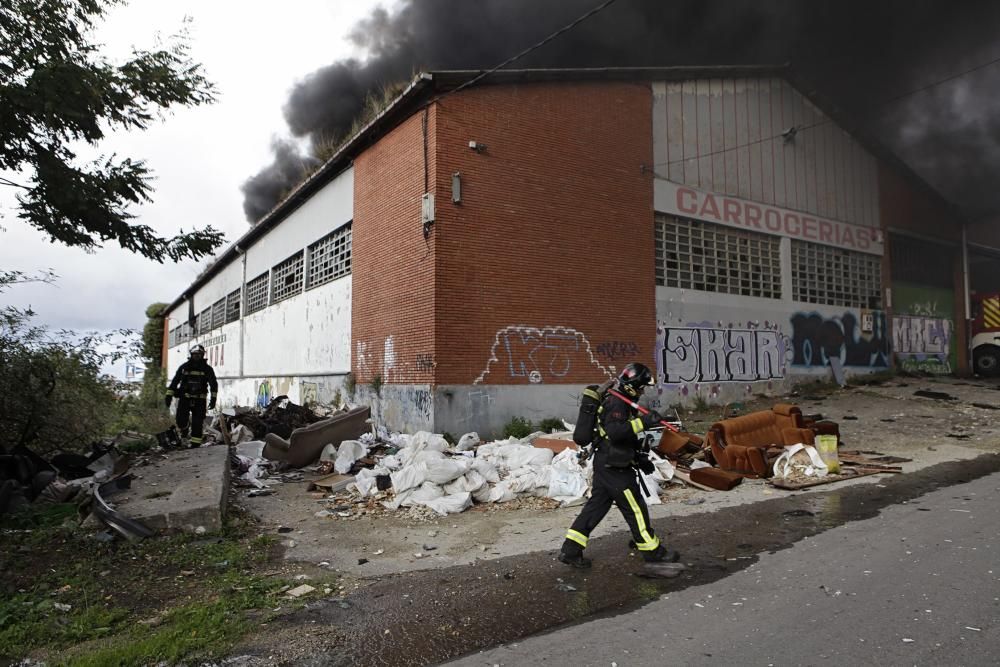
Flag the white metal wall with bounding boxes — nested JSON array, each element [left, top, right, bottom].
[[652, 78, 879, 228]]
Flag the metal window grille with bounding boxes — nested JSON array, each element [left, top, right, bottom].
[[245, 272, 269, 314], [307, 224, 352, 289], [181, 322, 191, 343], [655, 215, 782, 298], [211, 298, 226, 329], [168, 328, 176, 348], [225, 289, 241, 323], [272, 251, 304, 303], [199, 308, 211, 334], [791, 241, 881, 308]]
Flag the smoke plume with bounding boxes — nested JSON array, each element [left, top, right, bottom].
[[241, 0, 1000, 223]]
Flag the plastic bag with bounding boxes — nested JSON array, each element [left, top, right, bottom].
[[470, 458, 500, 483], [390, 461, 428, 492], [772, 443, 829, 479], [424, 458, 471, 484], [456, 432, 481, 451], [415, 491, 473, 515], [334, 440, 366, 474], [815, 435, 840, 474]]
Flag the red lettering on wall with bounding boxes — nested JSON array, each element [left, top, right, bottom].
[[746, 204, 763, 229], [856, 227, 871, 250], [802, 216, 817, 240], [784, 213, 801, 236], [699, 193, 720, 220], [841, 226, 855, 248], [764, 209, 782, 232], [722, 199, 742, 225], [818, 220, 834, 243], [677, 188, 698, 214]]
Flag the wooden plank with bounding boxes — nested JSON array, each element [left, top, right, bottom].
[[768, 468, 885, 490], [672, 469, 716, 492]]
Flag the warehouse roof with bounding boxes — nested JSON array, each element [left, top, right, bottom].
[[164, 65, 955, 316]]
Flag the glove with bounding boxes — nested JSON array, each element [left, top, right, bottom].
[[164, 395, 172, 409], [576, 445, 593, 464], [209, 396, 217, 410], [640, 410, 664, 430], [636, 453, 655, 475]]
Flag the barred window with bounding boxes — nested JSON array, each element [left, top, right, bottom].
[[225, 288, 241, 323], [199, 308, 211, 335], [792, 241, 881, 308], [181, 322, 191, 343], [245, 272, 269, 314], [211, 298, 226, 329], [307, 224, 352, 289], [272, 251, 304, 303], [655, 216, 782, 298], [168, 327, 176, 348]]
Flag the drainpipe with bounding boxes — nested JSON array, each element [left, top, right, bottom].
[[236, 245, 247, 378], [962, 223, 972, 374]]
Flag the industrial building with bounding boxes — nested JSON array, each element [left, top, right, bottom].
[[162, 66, 1000, 436]]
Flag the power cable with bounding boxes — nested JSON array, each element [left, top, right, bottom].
[[646, 51, 1000, 172]]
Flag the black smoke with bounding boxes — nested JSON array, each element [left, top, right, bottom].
[[241, 0, 1000, 223]]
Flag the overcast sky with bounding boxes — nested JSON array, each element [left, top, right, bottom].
[[0, 0, 388, 354]]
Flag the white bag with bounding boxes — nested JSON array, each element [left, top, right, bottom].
[[390, 461, 428, 492], [470, 458, 500, 483], [424, 458, 471, 484], [410, 431, 450, 452], [456, 432, 481, 451], [415, 491, 473, 515], [334, 440, 366, 474], [772, 443, 829, 479]]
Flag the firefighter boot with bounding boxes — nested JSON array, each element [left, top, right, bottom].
[[642, 545, 680, 563], [558, 540, 592, 568]]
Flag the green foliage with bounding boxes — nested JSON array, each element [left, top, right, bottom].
[[502, 416, 534, 439], [371, 373, 383, 397], [343, 372, 356, 398], [691, 394, 710, 412], [537, 417, 565, 433], [0, 0, 222, 261], [141, 302, 167, 366], [441, 432, 455, 445]]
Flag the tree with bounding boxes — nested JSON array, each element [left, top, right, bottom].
[[0, 0, 223, 262]]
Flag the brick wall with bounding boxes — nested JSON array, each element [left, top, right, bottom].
[[352, 109, 437, 384], [432, 81, 654, 385]]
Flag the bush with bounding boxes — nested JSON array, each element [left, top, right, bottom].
[[537, 417, 565, 433], [502, 416, 534, 439]]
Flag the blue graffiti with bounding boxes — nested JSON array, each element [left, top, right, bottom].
[[790, 311, 889, 368]]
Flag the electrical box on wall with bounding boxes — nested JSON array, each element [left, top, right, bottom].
[[421, 193, 435, 224]]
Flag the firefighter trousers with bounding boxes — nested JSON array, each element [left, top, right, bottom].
[[562, 449, 661, 557], [175, 397, 207, 447]]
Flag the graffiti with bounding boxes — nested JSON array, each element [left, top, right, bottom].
[[301, 381, 318, 405], [658, 326, 786, 384], [416, 354, 435, 372], [595, 340, 640, 361], [474, 326, 613, 384], [256, 379, 272, 410], [790, 311, 889, 368], [383, 335, 396, 381], [356, 341, 372, 377], [908, 301, 941, 317], [893, 315, 953, 374]]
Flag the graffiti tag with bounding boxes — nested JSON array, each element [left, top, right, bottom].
[[595, 340, 641, 361], [658, 327, 786, 383], [790, 311, 889, 368], [474, 326, 612, 384], [893, 315, 953, 374]]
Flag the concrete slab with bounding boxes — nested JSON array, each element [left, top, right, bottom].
[[114, 445, 230, 533]]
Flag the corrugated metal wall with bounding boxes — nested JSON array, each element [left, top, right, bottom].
[[653, 78, 879, 228]]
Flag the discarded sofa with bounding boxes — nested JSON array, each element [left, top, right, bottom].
[[263, 406, 371, 468], [706, 404, 816, 477]]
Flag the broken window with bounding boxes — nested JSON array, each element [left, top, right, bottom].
[[199, 307, 211, 335], [655, 215, 781, 299], [245, 272, 269, 314], [272, 251, 304, 303], [168, 327, 176, 348], [792, 240, 881, 308], [225, 288, 241, 323], [211, 298, 226, 329], [307, 223, 352, 289]]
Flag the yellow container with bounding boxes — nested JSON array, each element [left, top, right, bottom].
[[816, 435, 840, 474]]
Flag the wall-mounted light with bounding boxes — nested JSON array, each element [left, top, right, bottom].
[[468, 140, 487, 153], [421, 192, 435, 238], [452, 172, 462, 204], [781, 126, 798, 144]]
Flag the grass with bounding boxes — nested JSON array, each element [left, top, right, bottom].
[[0, 507, 327, 665], [501, 416, 534, 439]]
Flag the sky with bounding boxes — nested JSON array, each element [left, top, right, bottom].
[[0, 0, 389, 374]]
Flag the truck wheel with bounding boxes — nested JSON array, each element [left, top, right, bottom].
[[974, 346, 1000, 377]]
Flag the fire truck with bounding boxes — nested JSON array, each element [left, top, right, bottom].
[[971, 292, 1000, 376]]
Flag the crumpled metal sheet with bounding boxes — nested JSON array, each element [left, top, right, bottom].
[[93, 474, 154, 541]]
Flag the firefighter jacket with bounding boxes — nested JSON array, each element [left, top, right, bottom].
[[167, 359, 218, 401], [596, 391, 646, 468]]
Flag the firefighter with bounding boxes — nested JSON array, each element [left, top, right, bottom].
[[559, 362, 679, 568], [165, 344, 218, 448]]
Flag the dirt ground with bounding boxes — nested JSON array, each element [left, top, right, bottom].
[[241, 375, 1000, 582]]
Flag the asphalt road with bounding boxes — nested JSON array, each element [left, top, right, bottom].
[[447, 471, 1000, 667]]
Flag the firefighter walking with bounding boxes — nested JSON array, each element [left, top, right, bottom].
[[165, 344, 218, 447], [560, 362, 679, 568]]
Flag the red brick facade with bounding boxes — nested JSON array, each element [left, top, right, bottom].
[[432, 82, 654, 385]]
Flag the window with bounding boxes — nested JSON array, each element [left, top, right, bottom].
[[307, 224, 352, 289], [211, 298, 226, 329], [271, 251, 304, 303], [245, 272, 269, 314], [225, 288, 241, 323], [168, 327, 176, 348], [655, 216, 782, 298], [792, 241, 881, 308], [199, 307, 211, 334]]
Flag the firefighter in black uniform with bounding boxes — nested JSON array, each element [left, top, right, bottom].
[[165, 344, 218, 447], [559, 362, 679, 568]]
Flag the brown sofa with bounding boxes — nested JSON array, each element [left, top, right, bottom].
[[263, 406, 371, 468], [706, 404, 816, 477]]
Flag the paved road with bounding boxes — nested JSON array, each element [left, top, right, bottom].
[[447, 471, 1000, 666]]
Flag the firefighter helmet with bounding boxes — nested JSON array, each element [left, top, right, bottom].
[[617, 362, 654, 397], [189, 344, 206, 359]]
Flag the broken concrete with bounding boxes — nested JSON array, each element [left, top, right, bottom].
[[114, 445, 230, 533]]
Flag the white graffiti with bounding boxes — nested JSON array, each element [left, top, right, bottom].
[[383, 335, 396, 381], [474, 325, 613, 385], [659, 327, 786, 383], [893, 316, 952, 355]]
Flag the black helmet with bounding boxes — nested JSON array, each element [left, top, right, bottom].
[[618, 362, 654, 397], [189, 344, 206, 360]]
